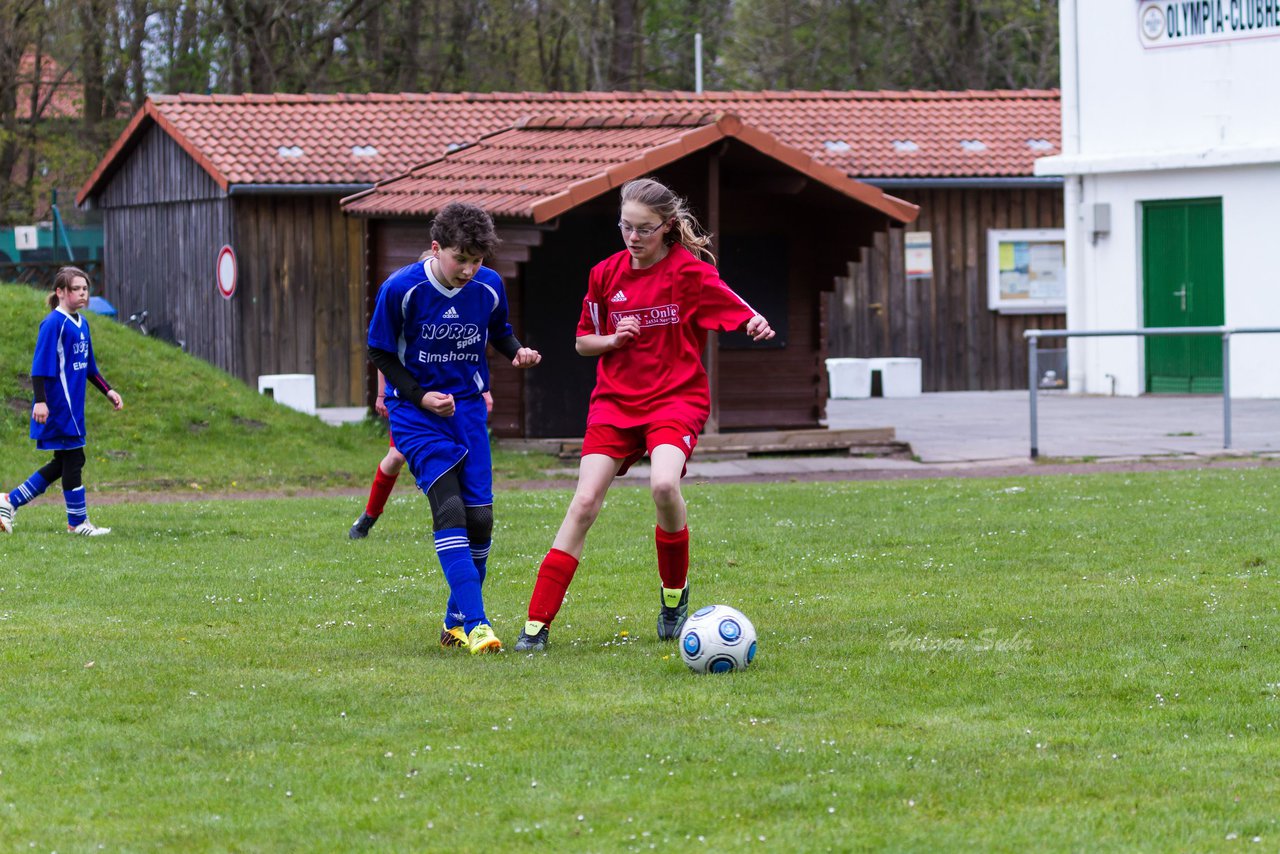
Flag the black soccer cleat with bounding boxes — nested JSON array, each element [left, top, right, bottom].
[[514, 621, 550, 652], [656, 584, 690, 640], [348, 512, 378, 539]]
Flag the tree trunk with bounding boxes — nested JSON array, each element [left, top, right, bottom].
[[396, 0, 424, 90], [0, 0, 42, 218], [23, 22, 42, 188], [243, 0, 275, 92], [172, 0, 204, 93], [217, 0, 236, 92], [608, 0, 638, 89], [77, 0, 107, 126], [129, 0, 150, 110]]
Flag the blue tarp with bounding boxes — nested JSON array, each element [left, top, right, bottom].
[[88, 295, 117, 317]]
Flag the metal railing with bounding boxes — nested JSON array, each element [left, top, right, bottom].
[[1024, 326, 1280, 459], [0, 259, 104, 289]]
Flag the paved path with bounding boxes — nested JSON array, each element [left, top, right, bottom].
[[825, 391, 1280, 463], [621, 391, 1280, 481], [322, 392, 1280, 482]]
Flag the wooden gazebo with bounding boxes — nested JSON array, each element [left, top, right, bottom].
[[343, 112, 918, 438]]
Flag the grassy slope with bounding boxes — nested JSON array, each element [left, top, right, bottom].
[[1, 471, 1278, 850], [0, 283, 554, 492]]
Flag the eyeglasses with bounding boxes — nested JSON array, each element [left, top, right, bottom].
[[618, 221, 664, 238]]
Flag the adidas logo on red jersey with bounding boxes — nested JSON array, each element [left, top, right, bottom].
[[610, 291, 627, 303]]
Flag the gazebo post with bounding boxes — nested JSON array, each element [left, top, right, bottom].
[[703, 148, 723, 435]]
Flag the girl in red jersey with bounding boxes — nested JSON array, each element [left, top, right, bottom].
[[515, 178, 774, 652]]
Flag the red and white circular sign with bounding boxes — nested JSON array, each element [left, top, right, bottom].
[[216, 245, 237, 300]]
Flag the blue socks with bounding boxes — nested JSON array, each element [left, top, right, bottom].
[[435, 528, 486, 633], [444, 538, 492, 631], [7, 474, 89, 528], [64, 486, 87, 528], [471, 539, 491, 586], [9, 471, 50, 509]]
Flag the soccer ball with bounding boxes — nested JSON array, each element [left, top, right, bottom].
[[678, 605, 757, 674]]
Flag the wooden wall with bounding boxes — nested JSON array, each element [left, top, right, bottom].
[[95, 126, 239, 377], [102, 198, 237, 374], [93, 126, 368, 405], [828, 185, 1067, 391], [96, 124, 223, 208], [716, 201, 832, 431], [233, 195, 364, 406]]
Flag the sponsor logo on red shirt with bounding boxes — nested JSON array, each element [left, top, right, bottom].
[[610, 304, 680, 328]]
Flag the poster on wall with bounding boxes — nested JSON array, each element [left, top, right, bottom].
[[904, 231, 933, 278], [987, 229, 1066, 314]]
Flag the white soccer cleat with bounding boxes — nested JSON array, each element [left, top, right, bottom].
[[69, 520, 111, 536], [0, 493, 13, 533]]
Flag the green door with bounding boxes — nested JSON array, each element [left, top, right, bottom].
[[1142, 198, 1224, 393]]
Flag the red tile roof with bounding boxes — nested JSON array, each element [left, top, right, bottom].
[[341, 112, 919, 224], [78, 89, 1060, 205], [17, 51, 83, 120]]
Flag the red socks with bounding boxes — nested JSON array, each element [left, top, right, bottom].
[[655, 525, 689, 591], [528, 548, 580, 625], [527, 530, 685, 626], [365, 465, 398, 518]]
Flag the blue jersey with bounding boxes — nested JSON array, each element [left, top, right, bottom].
[[30, 308, 99, 449], [368, 259, 514, 401]]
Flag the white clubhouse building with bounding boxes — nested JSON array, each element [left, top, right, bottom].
[[1036, 0, 1280, 396]]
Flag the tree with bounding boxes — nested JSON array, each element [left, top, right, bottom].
[[0, 0, 1061, 223], [1, 0, 48, 220], [641, 0, 731, 91]]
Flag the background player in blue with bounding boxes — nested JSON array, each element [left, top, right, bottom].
[[0, 267, 123, 537], [367, 203, 541, 654]]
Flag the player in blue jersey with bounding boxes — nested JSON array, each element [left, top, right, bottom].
[[367, 203, 541, 654], [0, 267, 123, 536]]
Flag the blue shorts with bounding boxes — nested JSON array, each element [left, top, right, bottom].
[[36, 434, 86, 452], [387, 394, 492, 506]]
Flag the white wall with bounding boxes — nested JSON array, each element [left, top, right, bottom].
[[1075, 0, 1280, 155], [1045, 0, 1280, 398], [1075, 163, 1280, 398]]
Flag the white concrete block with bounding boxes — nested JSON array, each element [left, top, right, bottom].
[[258, 373, 316, 415], [869, 358, 922, 398], [825, 358, 872, 399]]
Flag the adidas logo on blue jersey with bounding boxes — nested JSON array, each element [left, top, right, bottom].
[[442, 306, 460, 319]]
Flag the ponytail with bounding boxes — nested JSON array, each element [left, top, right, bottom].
[[619, 178, 716, 265]]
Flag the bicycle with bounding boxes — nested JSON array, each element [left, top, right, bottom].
[[124, 309, 186, 351]]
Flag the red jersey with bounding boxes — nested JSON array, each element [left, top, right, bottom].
[[576, 244, 757, 431]]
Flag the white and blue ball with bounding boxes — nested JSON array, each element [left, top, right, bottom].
[[678, 605, 757, 674]]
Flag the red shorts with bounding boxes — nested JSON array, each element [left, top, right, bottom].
[[582, 421, 699, 477], [388, 430, 396, 450]]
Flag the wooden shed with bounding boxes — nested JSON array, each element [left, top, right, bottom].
[[823, 90, 1066, 391], [76, 90, 1060, 406], [75, 97, 379, 405], [342, 112, 918, 438]]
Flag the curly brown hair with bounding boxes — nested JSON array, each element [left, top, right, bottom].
[[431, 203, 500, 258]]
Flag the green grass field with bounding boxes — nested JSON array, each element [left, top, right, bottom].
[[2, 470, 1278, 851]]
